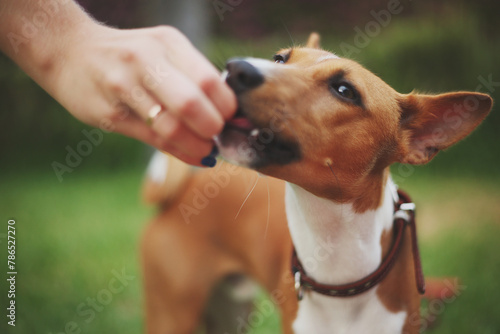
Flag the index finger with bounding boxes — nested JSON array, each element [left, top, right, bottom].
[[169, 52, 237, 121], [154, 27, 237, 120]]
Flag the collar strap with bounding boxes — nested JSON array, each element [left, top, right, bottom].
[[291, 189, 426, 300]]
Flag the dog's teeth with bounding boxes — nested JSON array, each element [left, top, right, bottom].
[[250, 129, 259, 137]]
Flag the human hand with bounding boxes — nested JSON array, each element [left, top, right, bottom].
[[0, 0, 236, 166], [47, 24, 236, 166]]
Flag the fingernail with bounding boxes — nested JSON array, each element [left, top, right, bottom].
[[201, 156, 217, 168], [200, 145, 219, 167]]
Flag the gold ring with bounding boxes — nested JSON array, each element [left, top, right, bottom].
[[146, 104, 163, 126]]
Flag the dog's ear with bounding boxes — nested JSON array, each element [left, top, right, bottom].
[[306, 32, 321, 49], [398, 92, 493, 165]]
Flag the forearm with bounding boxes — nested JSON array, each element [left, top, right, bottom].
[[0, 0, 97, 89]]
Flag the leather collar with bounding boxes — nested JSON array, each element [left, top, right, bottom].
[[291, 189, 426, 300]]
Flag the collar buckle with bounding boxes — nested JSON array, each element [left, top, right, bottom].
[[394, 202, 415, 223], [294, 271, 305, 301]]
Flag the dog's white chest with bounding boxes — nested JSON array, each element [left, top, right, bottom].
[[293, 289, 407, 334], [285, 181, 407, 333]]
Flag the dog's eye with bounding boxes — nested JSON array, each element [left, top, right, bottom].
[[273, 55, 285, 64], [337, 84, 355, 99], [332, 83, 357, 101]]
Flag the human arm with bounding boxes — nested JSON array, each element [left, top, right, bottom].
[[0, 0, 236, 165]]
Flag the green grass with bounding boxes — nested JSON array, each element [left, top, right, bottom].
[[1, 167, 499, 333], [0, 167, 152, 334], [421, 225, 500, 334]]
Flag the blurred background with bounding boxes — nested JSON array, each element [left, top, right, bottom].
[[1, 0, 499, 333]]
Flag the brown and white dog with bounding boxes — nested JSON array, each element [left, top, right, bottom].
[[141, 34, 492, 334]]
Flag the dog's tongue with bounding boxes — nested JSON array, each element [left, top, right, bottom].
[[226, 117, 254, 130]]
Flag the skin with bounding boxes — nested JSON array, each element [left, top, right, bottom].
[[0, 0, 236, 166]]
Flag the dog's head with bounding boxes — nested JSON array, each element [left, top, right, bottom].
[[217, 33, 492, 211]]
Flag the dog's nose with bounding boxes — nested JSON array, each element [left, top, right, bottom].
[[225, 59, 264, 94]]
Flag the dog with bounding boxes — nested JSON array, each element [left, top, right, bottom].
[[141, 33, 492, 334]]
